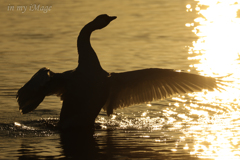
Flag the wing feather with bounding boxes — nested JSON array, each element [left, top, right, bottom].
[[105, 68, 218, 115], [17, 67, 70, 114]]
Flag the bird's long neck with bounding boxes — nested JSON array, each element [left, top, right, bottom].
[[77, 22, 103, 73]]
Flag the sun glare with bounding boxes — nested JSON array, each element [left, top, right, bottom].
[[188, 1, 240, 77], [184, 0, 240, 159]]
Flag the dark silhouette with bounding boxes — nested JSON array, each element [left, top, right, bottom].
[[17, 14, 218, 130]]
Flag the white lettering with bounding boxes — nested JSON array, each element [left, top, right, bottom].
[[29, 4, 52, 13], [8, 4, 14, 11], [17, 5, 27, 13]]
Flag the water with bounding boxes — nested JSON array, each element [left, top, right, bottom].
[[1, 0, 240, 159]]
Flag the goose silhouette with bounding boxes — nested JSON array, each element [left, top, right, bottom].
[[17, 14, 218, 130]]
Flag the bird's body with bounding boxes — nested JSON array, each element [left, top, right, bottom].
[[17, 14, 218, 130], [59, 69, 110, 129]]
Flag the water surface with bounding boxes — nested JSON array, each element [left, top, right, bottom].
[[1, 0, 240, 159]]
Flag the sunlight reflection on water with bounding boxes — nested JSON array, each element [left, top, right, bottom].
[[1, 0, 240, 159], [185, 0, 240, 159]]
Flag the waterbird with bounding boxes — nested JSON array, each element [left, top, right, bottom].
[[17, 14, 218, 130]]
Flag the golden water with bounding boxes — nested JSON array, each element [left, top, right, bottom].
[[1, 0, 240, 159]]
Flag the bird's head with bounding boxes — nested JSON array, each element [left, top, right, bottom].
[[91, 14, 117, 30]]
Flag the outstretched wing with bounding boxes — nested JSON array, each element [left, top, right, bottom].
[[17, 67, 70, 114], [104, 68, 218, 115]]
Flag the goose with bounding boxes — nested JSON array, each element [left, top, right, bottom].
[[17, 14, 218, 130]]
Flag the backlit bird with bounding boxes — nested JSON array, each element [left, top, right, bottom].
[[17, 14, 218, 130]]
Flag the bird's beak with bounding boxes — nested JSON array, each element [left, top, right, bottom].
[[109, 16, 117, 21]]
